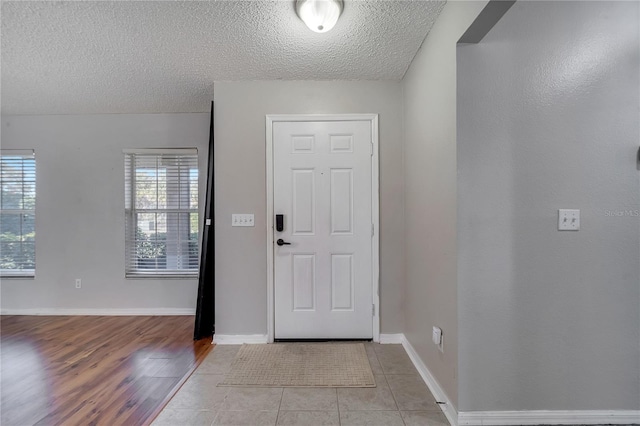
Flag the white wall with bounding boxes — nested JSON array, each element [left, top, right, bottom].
[[402, 1, 488, 408], [213, 81, 405, 335], [0, 113, 210, 314], [457, 0, 640, 412]]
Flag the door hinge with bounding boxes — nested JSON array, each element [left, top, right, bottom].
[[370, 142, 374, 156], [372, 304, 376, 316], [371, 224, 374, 237]]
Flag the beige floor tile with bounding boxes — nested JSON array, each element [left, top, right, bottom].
[[363, 343, 378, 357], [365, 351, 384, 376], [337, 376, 397, 411], [401, 410, 449, 426], [155, 342, 446, 426], [194, 360, 233, 375], [220, 387, 284, 411], [279, 388, 337, 411], [213, 410, 278, 425], [385, 374, 439, 411], [196, 359, 234, 375], [151, 408, 217, 426], [196, 347, 239, 375], [165, 374, 229, 410], [210, 345, 242, 357], [372, 343, 404, 354], [276, 410, 339, 425], [339, 410, 405, 425], [375, 346, 418, 375]]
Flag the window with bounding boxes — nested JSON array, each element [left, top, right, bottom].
[[0, 150, 36, 277], [124, 149, 199, 277]]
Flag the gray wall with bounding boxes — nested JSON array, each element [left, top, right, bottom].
[[213, 81, 405, 335], [402, 0, 488, 408], [457, 1, 640, 411], [0, 113, 210, 313]]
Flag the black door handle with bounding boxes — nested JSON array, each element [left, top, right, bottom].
[[276, 239, 291, 246]]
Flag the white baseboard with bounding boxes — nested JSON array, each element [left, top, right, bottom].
[[212, 334, 268, 345], [0, 308, 195, 316], [399, 334, 459, 426], [457, 410, 640, 425], [379, 333, 404, 344], [395, 333, 639, 426]]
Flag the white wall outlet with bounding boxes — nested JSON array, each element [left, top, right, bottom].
[[558, 209, 580, 231], [232, 214, 254, 227], [75, 279, 81, 289]]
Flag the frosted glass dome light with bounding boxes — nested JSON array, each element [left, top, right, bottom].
[[296, 0, 343, 33]]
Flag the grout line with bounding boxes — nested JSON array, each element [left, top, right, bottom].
[[373, 344, 407, 426], [381, 374, 406, 426], [144, 340, 214, 426], [336, 387, 341, 426], [210, 411, 220, 426], [274, 387, 284, 425]]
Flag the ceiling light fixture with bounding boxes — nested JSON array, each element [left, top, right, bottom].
[[295, 0, 343, 33]]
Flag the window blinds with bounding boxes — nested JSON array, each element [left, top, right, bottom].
[[124, 149, 199, 277], [0, 150, 36, 277]]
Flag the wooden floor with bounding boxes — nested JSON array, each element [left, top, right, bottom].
[[0, 315, 212, 426]]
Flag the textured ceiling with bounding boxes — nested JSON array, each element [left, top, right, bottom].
[[1, 0, 445, 114]]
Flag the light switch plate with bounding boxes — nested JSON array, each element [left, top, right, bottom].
[[432, 326, 442, 345], [232, 214, 254, 227], [558, 209, 580, 231]]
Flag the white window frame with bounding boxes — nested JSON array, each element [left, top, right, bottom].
[[124, 148, 199, 278], [0, 149, 36, 278]]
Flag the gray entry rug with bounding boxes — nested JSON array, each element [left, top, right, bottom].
[[219, 343, 376, 387]]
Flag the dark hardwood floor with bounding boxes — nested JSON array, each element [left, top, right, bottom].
[[0, 315, 212, 426]]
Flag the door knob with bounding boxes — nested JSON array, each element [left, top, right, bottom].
[[276, 239, 291, 246]]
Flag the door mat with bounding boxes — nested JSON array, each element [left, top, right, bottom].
[[219, 343, 376, 387]]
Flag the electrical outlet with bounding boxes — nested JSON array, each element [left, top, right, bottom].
[[558, 209, 580, 231], [75, 279, 81, 289]]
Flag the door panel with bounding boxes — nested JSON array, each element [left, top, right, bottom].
[[330, 169, 353, 234], [273, 120, 373, 339], [292, 169, 315, 235], [331, 254, 354, 311], [292, 254, 316, 311]]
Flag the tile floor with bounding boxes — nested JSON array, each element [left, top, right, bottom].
[[152, 343, 449, 426]]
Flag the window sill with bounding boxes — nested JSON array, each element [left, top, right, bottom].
[[0, 275, 35, 279], [125, 273, 198, 280]]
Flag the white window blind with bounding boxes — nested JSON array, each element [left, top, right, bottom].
[[0, 150, 36, 277], [124, 149, 199, 277]]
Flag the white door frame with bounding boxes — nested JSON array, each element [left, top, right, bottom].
[[266, 114, 380, 343]]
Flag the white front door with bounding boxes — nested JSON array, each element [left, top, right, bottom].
[[273, 120, 374, 339]]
